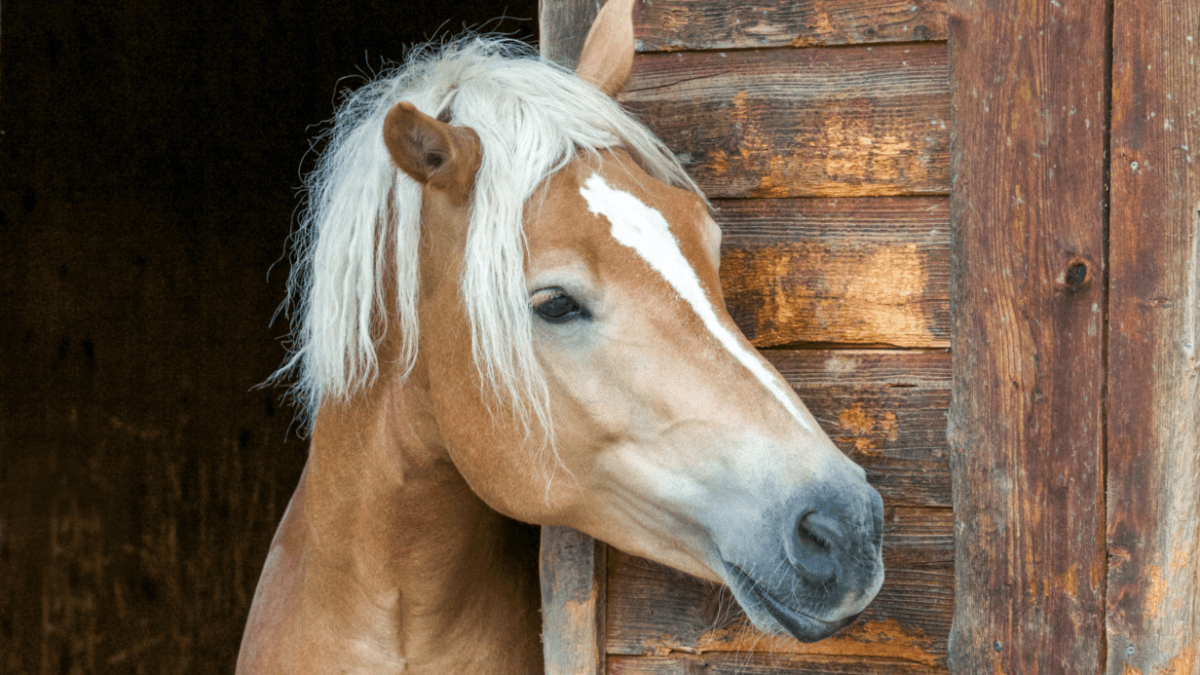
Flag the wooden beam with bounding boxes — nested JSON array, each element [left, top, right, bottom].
[[539, 0, 601, 68], [540, 526, 606, 675], [947, 0, 1108, 673], [1106, 0, 1200, 672]]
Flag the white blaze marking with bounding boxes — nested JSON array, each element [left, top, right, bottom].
[[579, 174, 812, 430]]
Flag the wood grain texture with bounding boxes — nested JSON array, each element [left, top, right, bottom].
[[633, 0, 947, 51], [1105, 0, 1200, 672], [608, 653, 944, 675], [540, 0, 602, 68], [605, 507, 953, 671], [718, 197, 950, 348], [541, 527, 607, 675], [619, 44, 950, 198], [947, 0, 1108, 673], [766, 349, 951, 508]]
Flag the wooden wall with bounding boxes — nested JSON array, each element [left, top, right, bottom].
[[950, 0, 1200, 673], [543, 1, 1200, 675], [541, 1, 954, 672]]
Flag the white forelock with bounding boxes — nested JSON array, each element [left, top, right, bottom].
[[269, 36, 699, 434]]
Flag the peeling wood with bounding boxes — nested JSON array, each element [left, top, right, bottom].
[[768, 350, 952, 509], [607, 652, 945, 675], [718, 198, 950, 348]]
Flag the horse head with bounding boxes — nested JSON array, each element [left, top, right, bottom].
[[375, 0, 884, 641]]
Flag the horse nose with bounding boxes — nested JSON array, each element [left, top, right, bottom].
[[785, 486, 884, 585], [792, 511, 843, 583]]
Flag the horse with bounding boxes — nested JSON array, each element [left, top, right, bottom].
[[236, 1, 884, 672]]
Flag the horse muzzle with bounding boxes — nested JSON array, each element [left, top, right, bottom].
[[714, 476, 885, 642]]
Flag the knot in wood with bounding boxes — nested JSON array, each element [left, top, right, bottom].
[[1060, 259, 1091, 292]]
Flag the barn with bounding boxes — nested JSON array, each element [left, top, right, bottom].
[[538, 1, 1200, 674], [2, 0, 1196, 673]]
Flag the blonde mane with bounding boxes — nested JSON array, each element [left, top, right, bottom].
[[272, 36, 699, 434]]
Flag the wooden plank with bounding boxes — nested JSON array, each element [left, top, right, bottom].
[[608, 653, 944, 675], [539, 0, 602, 68], [1105, 1, 1200, 673], [767, 349, 951, 509], [718, 197, 950, 348], [633, 0, 947, 51], [605, 506, 953, 671], [619, 44, 950, 198], [541, 526, 607, 675], [947, 0, 1108, 673]]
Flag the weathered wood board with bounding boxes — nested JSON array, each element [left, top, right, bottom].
[[719, 198, 950, 348], [947, 0, 1109, 672], [542, 0, 948, 66], [607, 653, 943, 675], [542, 526, 608, 675], [1105, 0, 1200, 672], [540, 0, 602, 68], [620, 45, 950, 198], [765, 350, 951, 510], [633, 0, 948, 51]]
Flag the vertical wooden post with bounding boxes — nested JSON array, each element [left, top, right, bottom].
[[540, 526, 606, 675], [539, 0, 601, 68], [1106, 1, 1200, 672], [538, 4, 607, 673], [948, 0, 1109, 672]]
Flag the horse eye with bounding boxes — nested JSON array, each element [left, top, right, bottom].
[[533, 290, 586, 324]]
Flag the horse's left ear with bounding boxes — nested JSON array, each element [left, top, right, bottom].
[[383, 102, 481, 202], [574, 0, 636, 97]]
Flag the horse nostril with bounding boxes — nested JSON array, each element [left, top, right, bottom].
[[793, 512, 843, 583], [800, 512, 843, 551]]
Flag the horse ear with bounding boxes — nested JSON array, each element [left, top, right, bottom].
[[574, 0, 636, 97], [383, 102, 481, 201]]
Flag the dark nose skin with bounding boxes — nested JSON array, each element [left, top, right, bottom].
[[786, 485, 884, 586], [794, 511, 843, 583]]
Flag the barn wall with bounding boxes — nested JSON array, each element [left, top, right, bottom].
[[0, 3, 538, 673], [541, 1, 954, 673], [545, 1, 1200, 674]]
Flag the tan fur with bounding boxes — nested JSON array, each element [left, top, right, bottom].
[[239, 4, 881, 672], [239, 108, 543, 674]]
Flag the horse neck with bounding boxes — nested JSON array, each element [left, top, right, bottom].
[[295, 365, 544, 674]]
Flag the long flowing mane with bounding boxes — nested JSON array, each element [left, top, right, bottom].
[[272, 36, 699, 434]]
